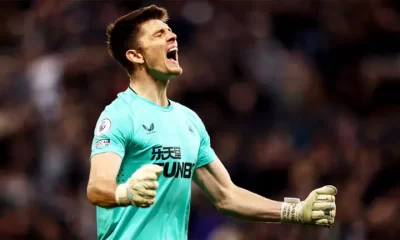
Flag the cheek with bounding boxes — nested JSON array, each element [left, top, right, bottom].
[[145, 49, 164, 66]]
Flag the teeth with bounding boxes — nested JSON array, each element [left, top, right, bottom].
[[168, 47, 178, 52]]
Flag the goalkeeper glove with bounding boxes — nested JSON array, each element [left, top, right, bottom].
[[115, 164, 163, 207], [281, 185, 337, 226]]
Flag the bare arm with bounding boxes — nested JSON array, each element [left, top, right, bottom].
[[87, 152, 124, 208], [193, 158, 282, 222]]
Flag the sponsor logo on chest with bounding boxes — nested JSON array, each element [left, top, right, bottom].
[[140, 121, 197, 179], [150, 145, 195, 179]]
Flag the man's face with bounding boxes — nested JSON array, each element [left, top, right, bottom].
[[137, 19, 182, 80]]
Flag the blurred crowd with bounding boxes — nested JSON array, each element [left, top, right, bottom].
[[0, 0, 399, 239]]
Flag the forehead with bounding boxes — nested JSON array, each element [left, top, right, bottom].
[[139, 19, 170, 36]]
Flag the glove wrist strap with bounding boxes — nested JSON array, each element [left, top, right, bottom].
[[281, 198, 300, 223], [115, 183, 131, 205]]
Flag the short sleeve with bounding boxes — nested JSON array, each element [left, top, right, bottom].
[[196, 122, 217, 169], [90, 111, 129, 160]]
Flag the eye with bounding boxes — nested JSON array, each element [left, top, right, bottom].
[[154, 30, 164, 38]]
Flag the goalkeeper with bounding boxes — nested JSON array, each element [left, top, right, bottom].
[[87, 5, 337, 240]]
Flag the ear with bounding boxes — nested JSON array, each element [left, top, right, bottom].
[[126, 49, 144, 64]]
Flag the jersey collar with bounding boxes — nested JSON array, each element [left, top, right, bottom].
[[127, 87, 173, 112]]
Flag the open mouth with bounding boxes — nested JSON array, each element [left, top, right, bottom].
[[166, 47, 178, 62]]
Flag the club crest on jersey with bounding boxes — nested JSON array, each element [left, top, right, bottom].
[[187, 122, 194, 134], [95, 118, 111, 136]]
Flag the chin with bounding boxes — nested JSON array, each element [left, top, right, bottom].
[[172, 67, 183, 76], [166, 66, 183, 77]]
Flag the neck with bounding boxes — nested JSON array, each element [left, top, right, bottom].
[[129, 69, 169, 107]]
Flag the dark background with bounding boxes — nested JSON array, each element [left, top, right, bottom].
[[0, 0, 399, 239]]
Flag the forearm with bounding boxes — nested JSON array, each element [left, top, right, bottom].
[[194, 159, 337, 226], [87, 178, 127, 208], [218, 186, 282, 222]]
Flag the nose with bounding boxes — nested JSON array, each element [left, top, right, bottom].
[[167, 32, 177, 43]]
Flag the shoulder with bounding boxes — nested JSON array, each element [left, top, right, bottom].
[[104, 90, 135, 114], [96, 91, 136, 131]]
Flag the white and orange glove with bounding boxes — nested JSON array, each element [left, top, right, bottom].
[[115, 164, 163, 207], [281, 185, 337, 226]]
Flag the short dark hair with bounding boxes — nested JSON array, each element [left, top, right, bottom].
[[106, 5, 168, 75]]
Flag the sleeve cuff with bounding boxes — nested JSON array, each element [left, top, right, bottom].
[[90, 147, 125, 161]]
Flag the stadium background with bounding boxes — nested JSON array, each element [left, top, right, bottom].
[[0, 0, 399, 239]]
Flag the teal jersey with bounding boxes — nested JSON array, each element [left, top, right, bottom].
[[90, 88, 217, 240]]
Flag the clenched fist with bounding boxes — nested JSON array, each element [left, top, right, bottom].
[[281, 185, 337, 227], [115, 164, 163, 207]]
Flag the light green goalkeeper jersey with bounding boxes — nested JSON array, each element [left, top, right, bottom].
[[90, 88, 217, 240]]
